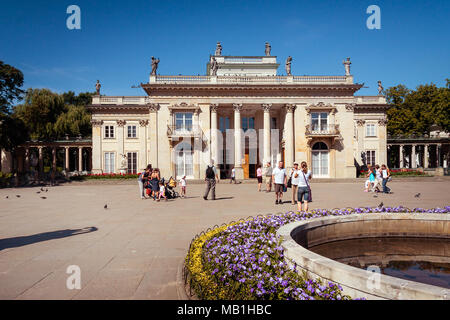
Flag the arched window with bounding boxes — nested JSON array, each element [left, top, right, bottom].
[[311, 142, 329, 177], [312, 142, 328, 150]]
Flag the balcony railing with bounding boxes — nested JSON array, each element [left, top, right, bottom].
[[305, 124, 340, 136], [150, 75, 351, 85], [167, 124, 203, 139]]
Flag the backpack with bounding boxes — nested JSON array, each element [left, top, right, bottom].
[[206, 166, 215, 179]]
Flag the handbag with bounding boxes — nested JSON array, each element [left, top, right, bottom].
[[287, 177, 292, 188], [302, 171, 312, 202]]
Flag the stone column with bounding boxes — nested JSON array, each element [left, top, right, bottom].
[[91, 120, 103, 174], [116, 120, 126, 172], [424, 144, 429, 168], [411, 144, 417, 169], [38, 146, 44, 181], [210, 104, 219, 164], [436, 144, 440, 167], [24, 148, 30, 172], [399, 144, 404, 168], [51, 147, 57, 184], [78, 147, 83, 172], [262, 104, 272, 164], [233, 103, 244, 179], [149, 104, 160, 168], [284, 104, 295, 170], [139, 120, 149, 171], [64, 147, 70, 175]]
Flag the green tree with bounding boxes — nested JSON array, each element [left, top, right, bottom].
[[54, 104, 92, 138], [386, 81, 450, 136], [0, 61, 24, 116]]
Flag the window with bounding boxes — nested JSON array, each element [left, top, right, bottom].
[[219, 117, 230, 133], [311, 112, 328, 132], [271, 117, 277, 129], [175, 112, 193, 132], [312, 142, 329, 177], [366, 123, 377, 137], [242, 117, 255, 132], [104, 152, 115, 173], [366, 150, 376, 166], [127, 152, 137, 174], [104, 125, 115, 138], [127, 125, 137, 138]]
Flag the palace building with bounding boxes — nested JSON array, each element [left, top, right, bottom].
[[88, 48, 389, 180]]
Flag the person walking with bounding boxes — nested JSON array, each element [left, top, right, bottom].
[[137, 166, 150, 199], [230, 166, 236, 184], [157, 181, 167, 201], [256, 165, 263, 192], [374, 164, 382, 192], [297, 161, 312, 212], [364, 165, 376, 192], [263, 162, 273, 192], [381, 164, 391, 194], [272, 161, 287, 204], [290, 162, 301, 204], [179, 175, 187, 198], [204, 161, 219, 200]]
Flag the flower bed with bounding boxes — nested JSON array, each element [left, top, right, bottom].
[[184, 206, 450, 300]]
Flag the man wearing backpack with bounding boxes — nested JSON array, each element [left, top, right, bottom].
[[204, 160, 219, 200]]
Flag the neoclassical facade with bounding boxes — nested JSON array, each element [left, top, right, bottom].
[[88, 53, 388, 179]]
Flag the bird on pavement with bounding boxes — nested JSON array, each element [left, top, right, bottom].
[[5, 196, 8, 199], [378, 202, 384, 208], [40, 187, 44, 192], [104, 204, 108, 209], [414, 193, 421, 198], [41, 197, 47, 199], [16, 195, 21, 198], [36, 191, 41, 194]]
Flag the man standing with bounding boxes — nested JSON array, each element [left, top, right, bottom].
[[263, 162, 273, 192], [272, 161, 287, 204], [204, 161, 219, 200]]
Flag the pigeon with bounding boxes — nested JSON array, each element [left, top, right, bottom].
[[373, 195, 378, 198], [414, 193, 421, 198], [40, 187, 45, 192], [5, 196, 8, 199], [45, 189, 48, 192], [36, 191, 41, 194], [41, 197, 47, 200], [104, 204, 108, 209], [16, 195, 21, 198], [378, 202, 384, 208]]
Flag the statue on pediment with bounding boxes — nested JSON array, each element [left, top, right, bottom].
[[285, 56, 292, 76], [95, 80, 101, 95], [343, 57, 351, 76], [210, 56, 219, 76], [265, 42, 271, 56], [151, 56, 160, 75], [215, 42, 222, 56]]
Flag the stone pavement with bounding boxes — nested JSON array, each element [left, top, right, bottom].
[[0, 178, 449, 299]]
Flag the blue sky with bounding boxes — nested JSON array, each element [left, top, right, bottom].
[[1, 0, 449, 97]]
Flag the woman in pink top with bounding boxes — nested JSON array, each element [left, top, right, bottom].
[[256, 165, 263, 192]]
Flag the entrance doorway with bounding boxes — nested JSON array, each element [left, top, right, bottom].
[[311, 142, 329, 178], [175, 142, 193, 179]]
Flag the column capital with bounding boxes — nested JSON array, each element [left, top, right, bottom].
[[116, 120, 126, 127], [356, 119, 366, 127], [345, 103, 355, 112], [233, 103, 243, 112], [148, 103, 160, 112], [139, 119, 149, 127], [378, 118, 388, 126], [210, 103, 219, 112], [283, 104, 296, 112], [261, 103, 272, 112]]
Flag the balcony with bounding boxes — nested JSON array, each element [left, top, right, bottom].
[[305, 124, 340, 137], [167, 124, 203, 140]]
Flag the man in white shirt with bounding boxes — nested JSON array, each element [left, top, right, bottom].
[[272, 161, 287, 204]]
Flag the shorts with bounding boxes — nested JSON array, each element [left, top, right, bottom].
[[275, 183, 284, 193], [297, 186, 310, 203], [264, 176, 272, 184], [257, 176, 263, 183]]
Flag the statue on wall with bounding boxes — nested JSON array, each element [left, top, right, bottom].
[[215, 42, 222, 56], [361, 151, 368, 171], [285, 56, 292, 76], [95, 80, 101, 95], [210, 56, 219, 76], [343, 57, 351, 76], [265, 42, 271, 56], [120, 154, 127, 173], [151, 56, 160, 75], [377, 80, 384, 95]]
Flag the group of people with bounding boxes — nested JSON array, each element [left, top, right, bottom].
[[256, 161, 312, 211], [364, 164, 392, 194], [137, 164, 187, 201]]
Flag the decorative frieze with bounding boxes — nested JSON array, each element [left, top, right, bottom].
[[345, 103, 355, 112], [284, 104, 296, 112], [305, 102, 336, 115], [148, 103, 161, 112], [91, 119, 104, 127]]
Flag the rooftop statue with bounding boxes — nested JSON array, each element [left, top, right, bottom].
[[95, 80, 101, 95], [285, 56, 292, 76], [378, 80, 384, 95], [215, 42, 222, 56], [265, 42, 271, 56], [343, 57, 351, 76], [151, 56, 160, 76], [210, 56, 219, 76]]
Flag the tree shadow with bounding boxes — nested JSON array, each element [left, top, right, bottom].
[[0, 226, 98, 251]]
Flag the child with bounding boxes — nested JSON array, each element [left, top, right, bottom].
[[158, 181, 167, 201], [179, 175, 186, 198], [230, 167, 236, 184]]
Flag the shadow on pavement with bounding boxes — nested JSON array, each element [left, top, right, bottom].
[[0, 226, 98, 251]]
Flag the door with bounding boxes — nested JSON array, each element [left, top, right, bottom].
[[311, 142, 329, 178], [175, 142, 194, 179], [243, 153, 249, 179]]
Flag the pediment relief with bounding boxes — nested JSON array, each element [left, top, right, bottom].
[[169, 102, 201, 114], [305, 102, 337, 114]]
